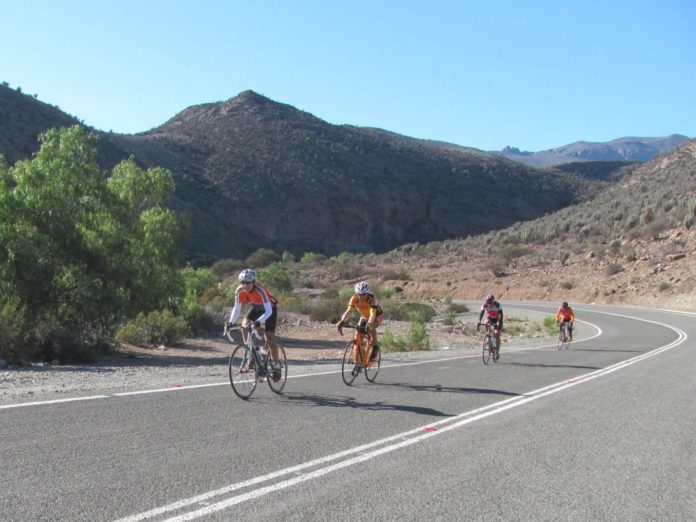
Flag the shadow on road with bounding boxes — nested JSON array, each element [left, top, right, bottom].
[[276, 391, 453, 418], [376, 381, 521, 397]]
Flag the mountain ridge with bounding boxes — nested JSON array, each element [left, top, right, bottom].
[[492, 134, 690, 167], [0, 85, 681, 263]]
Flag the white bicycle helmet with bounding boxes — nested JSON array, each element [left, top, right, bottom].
[[238, 268, 256, 282], [355, 281, 370, 294], [485, 293, 495, 302]]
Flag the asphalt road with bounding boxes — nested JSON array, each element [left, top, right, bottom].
[[2, 303, 694, 521]]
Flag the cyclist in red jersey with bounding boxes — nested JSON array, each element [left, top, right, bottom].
[[555, 302, 575, 341], [227, 268, 282, 379], [477, 293, 504, 358]]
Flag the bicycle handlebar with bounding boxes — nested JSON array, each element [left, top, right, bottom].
[[224, 323, 264, 339]]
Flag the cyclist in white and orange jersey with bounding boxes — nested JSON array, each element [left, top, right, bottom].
[[228, 268, 282, 379]]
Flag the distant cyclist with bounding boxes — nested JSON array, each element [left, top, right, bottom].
[[336, 281, 383, 360], [555, 301, 575, 342], [478, 293, 503, 358], [227, 268, 282, 380]]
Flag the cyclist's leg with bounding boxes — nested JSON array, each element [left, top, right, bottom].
[[263, 307, 280, 365], [567, 320, 573, 341], [243, 309, 263, 344], [368, 317, 382, 360], [491, 319, 500, 350]]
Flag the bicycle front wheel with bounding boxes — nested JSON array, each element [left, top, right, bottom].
[[341, 341, 359, 385], [267, 345, 288, 394], [558, 327, 568, 351], [482, 335, 492, 365], [365, 345, 381, 383], [229, 344, 257, 399]]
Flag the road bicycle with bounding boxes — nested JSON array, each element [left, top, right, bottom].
[[224, 324, 287, 399], [339, 323, 381, 385], [557, 321, 572, 351], [478, 322, 499, 365]]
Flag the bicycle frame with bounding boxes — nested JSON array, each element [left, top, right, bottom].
[[340, 323, 380, 385], [478, 322, 499, 364], [226, 324, 288, 399]]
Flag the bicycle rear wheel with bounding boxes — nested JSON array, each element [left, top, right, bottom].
[[365, 345, 381, 382], [341, 341, 360, 385], [267, 345, 288, 394], [482, 335, 492, 365], [229, 344, 257, 399]]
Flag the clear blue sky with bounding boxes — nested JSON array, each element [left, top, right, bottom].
[[3, 0, 694, 151]]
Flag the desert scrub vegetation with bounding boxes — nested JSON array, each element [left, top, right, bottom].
[[380, 314, 431, 353], [116, 310, 191, 347], [503, 316, 543, 336]]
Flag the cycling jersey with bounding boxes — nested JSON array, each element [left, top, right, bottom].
[[345, 293, 381, 323], [229, 283, 277, 325], [480, 301, 502, 320], [556, 306, 575, 322]]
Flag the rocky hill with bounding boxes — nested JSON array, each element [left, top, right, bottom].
[[1, 86, 609, 264], [315, 138, 696, 311], [493, 134, 690, 167], [0, 83, 81, 165]]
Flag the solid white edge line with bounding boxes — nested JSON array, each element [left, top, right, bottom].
[[0, 395, 108, 410]]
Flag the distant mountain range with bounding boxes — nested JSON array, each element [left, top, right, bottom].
[[0, 84, 684, 263], [492, 135, 690, 167]]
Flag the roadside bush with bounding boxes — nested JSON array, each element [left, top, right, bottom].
[[383, 302, 436, 322], [245, 248, 280, 268], [407, 314, 430, 351], [308, 288, 350, 323], [606, 263, 624, 276], [210, 258, 244, 278], [382, 269, 411, 281], [116, 310, 190, 347], [446, 303, 469, 314], [301, 252, 327, 264], [260, 261, 293, 293], [276, 292, 313, 315], [0, 297, 32, 363], [543, 316, 557, 333], [381, 330, 408, 352]]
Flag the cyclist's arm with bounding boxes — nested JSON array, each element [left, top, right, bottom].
[[339, 303, 354, 324], [257, 300, 273, 325], [229, 299, 242, 324], [498, 310, 504, 330], [367, 305, 378, 325]]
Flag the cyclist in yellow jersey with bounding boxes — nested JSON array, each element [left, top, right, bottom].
[[336, 281, 383, 360]]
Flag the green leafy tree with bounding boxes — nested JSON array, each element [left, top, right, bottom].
[[0, 126, 187, 361]]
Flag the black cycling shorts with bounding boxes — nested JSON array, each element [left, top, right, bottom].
[[246, 307, 278, 332]]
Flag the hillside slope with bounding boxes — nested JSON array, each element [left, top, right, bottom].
[[0, 86, 628, 263], [340, 139, 696, 310], [103, 91, 602, 262]]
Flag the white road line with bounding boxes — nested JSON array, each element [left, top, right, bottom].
[[114, 316, 686, 521], [0, 395, 108, 410]]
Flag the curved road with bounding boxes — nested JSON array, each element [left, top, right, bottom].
[[1, 303, 694, 521]]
